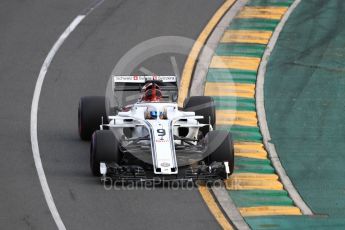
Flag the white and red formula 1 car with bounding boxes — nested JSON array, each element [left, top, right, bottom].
[[78, 76, 234, 183]]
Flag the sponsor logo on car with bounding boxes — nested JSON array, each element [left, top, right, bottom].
[[113, 75, 176, 83], [155, 139, 168, 142], [160, 162, 171, 167]]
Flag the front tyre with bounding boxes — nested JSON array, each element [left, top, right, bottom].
[[205, 130, 234, 175], [90, 130, 121, 176]]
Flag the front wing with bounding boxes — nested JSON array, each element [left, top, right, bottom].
[[100, 161, 229, 183]]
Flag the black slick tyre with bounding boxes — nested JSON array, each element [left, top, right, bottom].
[[90, 130, 121, 176], [205, 130, 234, 175], [78, 96, 107, 140]]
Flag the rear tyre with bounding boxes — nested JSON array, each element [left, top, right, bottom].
[[90, 130, 121, 176], [205, 130, 234, 175], [183, 96, 216, 136], [78, 96, 107, 140]]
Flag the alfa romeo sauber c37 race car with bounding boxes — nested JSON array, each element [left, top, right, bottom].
[[78, 76, 234, 183]]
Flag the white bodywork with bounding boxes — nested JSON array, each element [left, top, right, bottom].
[[107, 102, 206, 175], [104, 75, 210, 175]]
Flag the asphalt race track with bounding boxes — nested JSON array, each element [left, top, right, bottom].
[[0, 0, 224, 229]]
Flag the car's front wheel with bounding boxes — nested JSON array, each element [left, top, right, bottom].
[[90, 130, 122, 176], [205, 130, 234, 175]]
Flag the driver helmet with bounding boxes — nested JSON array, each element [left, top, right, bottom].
[[149, 110, 163, 119], [141, 83, 162, 102]]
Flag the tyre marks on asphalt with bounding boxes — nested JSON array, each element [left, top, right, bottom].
[[203, 0, 303, 220]]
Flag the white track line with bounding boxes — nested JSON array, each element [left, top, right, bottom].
[[30, 0, 106, 228], [30, 15, 85, 230], [256, 0, 313, 215]]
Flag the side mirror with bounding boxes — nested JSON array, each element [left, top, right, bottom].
[[109, 106, 120, 115], [172, 93, 178, 102]]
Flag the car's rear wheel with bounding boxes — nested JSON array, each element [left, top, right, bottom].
[[183, 96, 216, 136], [78, 96, 108, 140], [90, 130, 121, 176], [205, 130, 234, 175]]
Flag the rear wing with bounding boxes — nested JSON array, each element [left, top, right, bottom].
[[112, 76, 178, 91], [113, 75, 176, 83], [111, 76, 178, 106]]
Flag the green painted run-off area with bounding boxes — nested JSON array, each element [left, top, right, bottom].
[[262, 0, 345, 229]]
